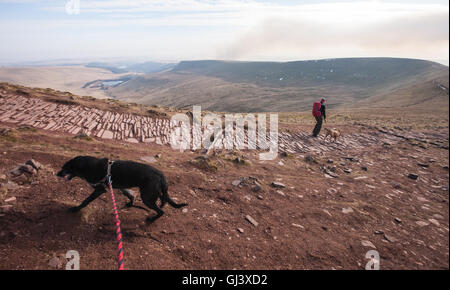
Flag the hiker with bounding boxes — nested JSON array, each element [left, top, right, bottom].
[[312, 98, 326, 137]]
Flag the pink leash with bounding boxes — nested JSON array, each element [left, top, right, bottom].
[[107, 161, 124, 270]]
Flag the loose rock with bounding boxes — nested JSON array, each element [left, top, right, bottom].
[[408, 173, 418, 180], [384, 234, 398, 243], [25, 159, 42, 171], [304, 155, 316, 163], [19, 164, 36, 175], [292, 223, 304, 229], [327, 188, 337, 194], [140, 156, 157, 163], [4, 196, 16, 203], [415, 221, 429, 227], [271, 182, 286, 188], [251, 184, 262, 192], [428, 219, 440, 226], [361, 240, 376, 249], [232, 180, 241, 186], [245, 215, 259, 227], [342, 207, 354, 214], [276, 190, 285, 196], [10, 167, 23, 177]]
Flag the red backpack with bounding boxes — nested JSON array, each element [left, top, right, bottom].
[[312, 102, 322, 117]]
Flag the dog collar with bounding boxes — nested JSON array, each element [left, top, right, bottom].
[[89, 159, 115, 187]]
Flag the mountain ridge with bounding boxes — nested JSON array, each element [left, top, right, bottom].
[[106, 57, 448, 112]]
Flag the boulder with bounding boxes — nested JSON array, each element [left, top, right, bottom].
[[10, 167, 23, 177], [19, 164, 36, 175]]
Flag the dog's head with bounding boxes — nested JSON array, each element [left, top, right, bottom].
[[56, 156, 85, 181]]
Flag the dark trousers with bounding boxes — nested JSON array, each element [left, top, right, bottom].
[[313, 116, 323, 137]]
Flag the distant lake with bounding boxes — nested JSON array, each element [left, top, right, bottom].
[[102, 80, 123, 86]]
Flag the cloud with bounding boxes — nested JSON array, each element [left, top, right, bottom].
[[216, 2, 449, 61], [44, 0, 269, 13], [1, 0, 448, 63]]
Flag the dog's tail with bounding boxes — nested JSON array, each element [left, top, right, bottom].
[[160, 177, 188, 209]]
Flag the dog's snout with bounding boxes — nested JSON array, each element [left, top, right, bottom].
[[56, 170, 67, 178]]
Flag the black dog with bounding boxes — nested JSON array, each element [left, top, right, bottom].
[[56, 156, 187, 223]]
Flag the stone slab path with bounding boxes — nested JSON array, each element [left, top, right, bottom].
[[0, 95, 171, 145], [2, 94, 443, 154]]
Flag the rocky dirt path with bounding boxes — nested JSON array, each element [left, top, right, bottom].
[[0, 126, 448, 270], [1, 94, 446, 155]]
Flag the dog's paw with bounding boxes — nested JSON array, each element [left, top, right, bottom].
[[146, 216, 157, 224], [68, 206, 80, 213]]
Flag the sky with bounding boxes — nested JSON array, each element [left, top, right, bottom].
[[0, 0, 448, 65]]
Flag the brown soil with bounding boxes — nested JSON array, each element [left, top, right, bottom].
[[0, 84, 448, 270]]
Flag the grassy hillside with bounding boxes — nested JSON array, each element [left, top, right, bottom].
[[107, 58, 449, 112], [173, 58, 437, 87]]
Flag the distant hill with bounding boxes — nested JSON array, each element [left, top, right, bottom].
[[105, 58, 448, 112], [172, 58, 436, 87]]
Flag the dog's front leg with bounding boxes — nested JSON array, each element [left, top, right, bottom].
[[68, 186, 106, 212]]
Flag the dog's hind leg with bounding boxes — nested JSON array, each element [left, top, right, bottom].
[[140, 183, 165, 223], [165, 196, 188, 209], [120, 189, 149, 211], [69, 186, 106, 212], [120, 189, 135, 207], [160, 177, 188, 209]]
